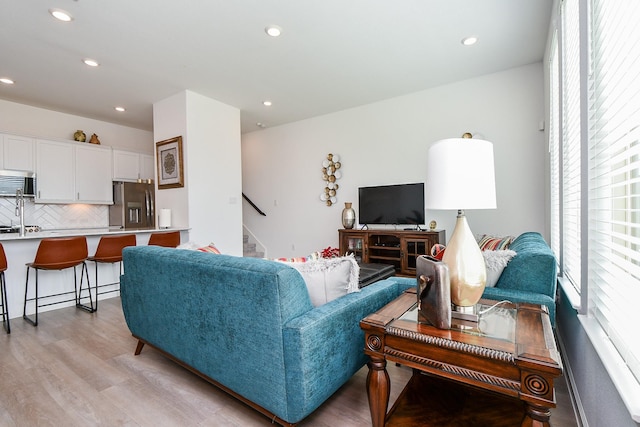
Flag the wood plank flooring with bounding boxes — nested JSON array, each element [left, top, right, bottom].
[[0, 298, 579, 426]]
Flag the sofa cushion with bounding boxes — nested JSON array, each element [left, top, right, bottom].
[[280, 256, 360, 307], [482, 249, 517, 287]]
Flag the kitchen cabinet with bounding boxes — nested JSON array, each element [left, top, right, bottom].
[[75, 144, 113, 203], [113, 150, 155, 182], [0, 133, 35, 172], [36, 139, 113, 204], [140, 154, 154, 181], [36, 140, 74, 201]]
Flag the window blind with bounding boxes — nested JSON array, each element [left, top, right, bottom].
[[588, 0, 640, 384], [549, 34, 561, 263], [562, 0, 582, 293]]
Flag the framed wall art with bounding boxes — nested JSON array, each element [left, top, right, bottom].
[[156, 136, 184, 189]]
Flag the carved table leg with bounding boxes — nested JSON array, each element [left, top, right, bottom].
[[521, 403, 552, 427], [366, 357, 390, 427]]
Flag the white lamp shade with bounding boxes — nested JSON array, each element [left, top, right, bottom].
[[425, 138, 497, 210]]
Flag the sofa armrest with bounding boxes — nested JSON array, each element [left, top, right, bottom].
[[495, 232, 557, 299], [281, 278, 410, 423]]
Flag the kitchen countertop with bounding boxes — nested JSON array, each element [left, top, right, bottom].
[[0, 227, 189, 241]]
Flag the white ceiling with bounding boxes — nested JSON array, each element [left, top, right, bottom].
[[0, 1, 552, 134]]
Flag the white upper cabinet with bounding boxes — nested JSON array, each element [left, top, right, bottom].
[[75, 144, 113, 203], [140, 154, 154, 181], [36, 139, 113, 204], [112, 150, 139, 181], [35, 140, 75, 202], [113, 149, 155, 182], [0, 133, 35, 172]]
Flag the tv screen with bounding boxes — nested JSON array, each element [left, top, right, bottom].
[[358, 183, 425, 225]]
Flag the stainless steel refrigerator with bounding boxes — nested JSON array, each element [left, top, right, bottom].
[[109, 181, 156, 229]]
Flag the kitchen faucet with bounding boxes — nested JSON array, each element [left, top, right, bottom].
[[15, 188, 25, 237]]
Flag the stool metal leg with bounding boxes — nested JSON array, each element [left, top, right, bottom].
[[0, 271, 9, 334], [23, 267, 38, 327], [94, 261, 99, 312], [75, 262, 95, 313]]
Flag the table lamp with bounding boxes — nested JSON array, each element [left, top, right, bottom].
[[425, 135, 497, 321]]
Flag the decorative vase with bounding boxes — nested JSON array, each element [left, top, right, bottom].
[[342, 202, 356, 229], [73, 130, 86, 142]]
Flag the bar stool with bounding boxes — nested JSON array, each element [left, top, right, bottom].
[[148, 231, 180, 248], [23, 236, 93, 326], [87, 234, 136, 311], [0, 243, 10, 334]]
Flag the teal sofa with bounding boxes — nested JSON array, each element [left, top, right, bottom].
[[481, 232, 558, 324], [120, 246, 413, 426]]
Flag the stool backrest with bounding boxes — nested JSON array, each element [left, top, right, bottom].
[[0, 243, 6, 272], [32, 236, 88, 269], [148, 231, 180, 248], [93, 234, 137, 262]]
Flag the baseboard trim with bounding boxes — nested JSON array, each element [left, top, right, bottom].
[[556, 332, 588, 427]]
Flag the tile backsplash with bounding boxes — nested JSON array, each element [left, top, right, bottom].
[[0, 198, 108, 229]]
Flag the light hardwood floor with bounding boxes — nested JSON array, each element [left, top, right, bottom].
[[0, 298, 579, 426]]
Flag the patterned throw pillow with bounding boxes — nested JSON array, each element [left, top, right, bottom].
[[197, 244, 222, 254], [477, 235, 515, 251], [272, 257, 308, 262]]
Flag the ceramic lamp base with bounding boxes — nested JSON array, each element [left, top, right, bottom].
[[442, 210, 487, 316]]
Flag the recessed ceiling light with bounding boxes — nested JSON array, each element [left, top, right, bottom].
[[461, 36, 478, 46], [115, 106, 126, 112], [83, 58, 99, 67], [263, 100, 272, 107], [0, 78, 15, 85], [256, 122, 267, 128], [265, 25, 282, 37], [49, 8, 73, 22]]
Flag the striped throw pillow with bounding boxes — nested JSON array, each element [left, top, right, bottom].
[[197, 244, 221, 254], [477, 235, 515, 251]]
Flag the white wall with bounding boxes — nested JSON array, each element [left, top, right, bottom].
[[153, 92, 190, 231], [185, 91, 242, 254], [0, 99, 153, 152], [242, 63, 547, 258], [153, 90, 243, 255]]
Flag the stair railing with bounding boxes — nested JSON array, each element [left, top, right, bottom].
[[242, 193, 266, 216]]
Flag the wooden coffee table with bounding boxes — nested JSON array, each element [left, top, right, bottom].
[[360, 289, 562, 427]]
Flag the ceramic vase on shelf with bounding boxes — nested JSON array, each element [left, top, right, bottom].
[[342, 202, 356, 229]]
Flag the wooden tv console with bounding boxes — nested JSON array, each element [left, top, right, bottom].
[[338, 229, 445, 277]]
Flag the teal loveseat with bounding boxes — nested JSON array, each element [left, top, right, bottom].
[[120, 246, 413, 426], [481, 232, 558, 325]]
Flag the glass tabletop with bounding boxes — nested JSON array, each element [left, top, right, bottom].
[[397, 301, 517, 343]]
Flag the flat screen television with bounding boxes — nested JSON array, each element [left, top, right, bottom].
[[358, 183, 425, 226]]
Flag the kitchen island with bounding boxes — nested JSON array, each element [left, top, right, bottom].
[[0, 227, 190, 320]]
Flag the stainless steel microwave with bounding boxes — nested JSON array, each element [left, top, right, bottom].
[[0, 170, 36, 197]]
